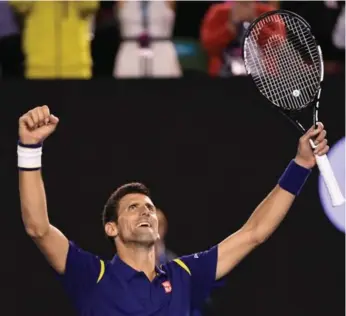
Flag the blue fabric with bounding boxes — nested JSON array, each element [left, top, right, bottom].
[[278, 160, 311, 195], [56, 242, 223, 316], [0, 2, 19, 39], [18, 167, 41, 171], [18, 141, 42, 148]]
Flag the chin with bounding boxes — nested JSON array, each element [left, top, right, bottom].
[[135, 233, 159, 246], [136, 239, 156, 248]]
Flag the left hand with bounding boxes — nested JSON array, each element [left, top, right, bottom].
[[294, 122, 329, 169]]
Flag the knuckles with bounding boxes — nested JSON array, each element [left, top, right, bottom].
[[19, 105, 51, 123]]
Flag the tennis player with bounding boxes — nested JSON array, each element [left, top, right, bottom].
[[18, 105, 329, 316]]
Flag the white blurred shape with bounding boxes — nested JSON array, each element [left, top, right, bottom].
[[318, 137, 345, 232]]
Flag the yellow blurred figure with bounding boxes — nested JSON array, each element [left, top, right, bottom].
[[10, 1, 99, 79]]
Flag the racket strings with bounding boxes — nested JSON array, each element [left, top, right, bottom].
[[244, 13, 321, 110], [257, 20, 318, 107], [266, 35, 316, 108], [254, 15, 319, 99]]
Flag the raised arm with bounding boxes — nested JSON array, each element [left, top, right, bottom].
[[216, 123, 329, 279], [18, 105, 68, 275]]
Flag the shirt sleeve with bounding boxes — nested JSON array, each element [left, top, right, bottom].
[[178, 245, 224, 310], [56, 241, 103, 310]]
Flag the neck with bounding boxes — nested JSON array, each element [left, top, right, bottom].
[[117, 241, 157, 281]]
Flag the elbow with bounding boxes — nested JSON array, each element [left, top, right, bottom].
[[25, 225, 49, 239], [243, 225, 267, 246], [253, 233, 267, 245], [252, 227, 270, 245]]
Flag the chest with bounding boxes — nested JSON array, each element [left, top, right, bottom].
[[83, 272, 191, 316]]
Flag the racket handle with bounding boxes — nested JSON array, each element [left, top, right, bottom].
[[315, 154, 345, 207]]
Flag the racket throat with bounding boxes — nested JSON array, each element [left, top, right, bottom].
[[295, 120, 306, 132]]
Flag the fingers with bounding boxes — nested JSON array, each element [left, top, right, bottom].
[[304, 122, 324, 140], [315, 129, 327, 144], [41, 105, 51, 124], [28, 109, 39, 127], [301, 122, 325, 142], [19, 114, 35, 129], [316, 144, 330, 156], [314, 138, 329, 156], [299, 122, 329, 156], [19, 105, 57, 129]]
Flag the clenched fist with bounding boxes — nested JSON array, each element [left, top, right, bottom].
[[19, 105, 59, 145]]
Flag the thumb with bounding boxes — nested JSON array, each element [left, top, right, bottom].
[[303, 122, 324, 140], [49, 114, 59, 125]]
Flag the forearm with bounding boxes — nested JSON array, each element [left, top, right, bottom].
[[216, 160, 311, 279], [244, 160, 311, 243], [243, 185, 294, 243], [19, 170, 50, 237], [216, 125, 327, 279]]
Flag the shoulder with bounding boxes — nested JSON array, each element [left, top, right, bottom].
[[164, 246, 219, 278], [56, 242, 109, 309], [162, 258, 191, 277], [67, 241, 102, 261], [64, 241, 106, 277]]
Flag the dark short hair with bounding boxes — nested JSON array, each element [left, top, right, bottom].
[[102, 182, 151, 228]]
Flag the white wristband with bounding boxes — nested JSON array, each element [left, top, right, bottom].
[[17, 143, 42, 170]]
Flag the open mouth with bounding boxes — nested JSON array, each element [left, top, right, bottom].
[[136, 222, 152, 228]]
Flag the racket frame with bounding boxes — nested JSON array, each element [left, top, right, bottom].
[[242, 9, 345, 207], [242, 9, 323, 134]]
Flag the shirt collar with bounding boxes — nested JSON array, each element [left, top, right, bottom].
[[110, 255, 167, 281]]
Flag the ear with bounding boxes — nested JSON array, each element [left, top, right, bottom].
[[105, 222, 118, 238]]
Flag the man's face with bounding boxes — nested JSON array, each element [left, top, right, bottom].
[[116, 193, 159, 247]]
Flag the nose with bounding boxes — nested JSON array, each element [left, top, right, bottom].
[[140, 206, 151, 216]]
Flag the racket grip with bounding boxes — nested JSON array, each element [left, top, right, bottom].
[[315, 154, 345, 207]]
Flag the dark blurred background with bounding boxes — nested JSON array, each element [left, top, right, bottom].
[[1, 1, 345, 316]]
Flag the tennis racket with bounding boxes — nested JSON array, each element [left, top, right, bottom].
[[241, 9, 345, 207]]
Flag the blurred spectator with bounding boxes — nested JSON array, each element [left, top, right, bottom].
[[10, 1, 99, 79], [0, 1, 23, 78], [281, 1, 345, 74], [113, 0, 182, 78], [200, 1, 276, 77], [155, 208, 177, 266]]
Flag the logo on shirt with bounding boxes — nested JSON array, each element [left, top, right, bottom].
[[193, 253, 199, 259], [162, 281, 172, 293]]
